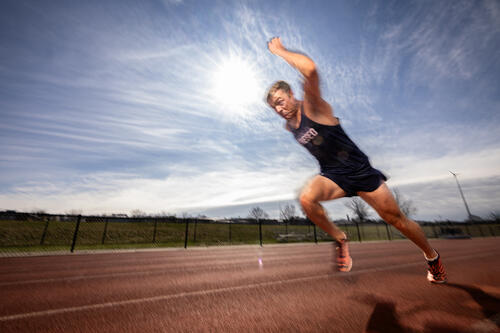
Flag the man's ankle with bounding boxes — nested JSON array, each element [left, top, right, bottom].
[[424, 250, 438, 261]]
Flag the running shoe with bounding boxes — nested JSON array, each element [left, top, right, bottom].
[[426, 252, 447, 284], [335, 239, 352, 272]]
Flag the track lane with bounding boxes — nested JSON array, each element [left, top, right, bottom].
[[0, 238, 499, 332]]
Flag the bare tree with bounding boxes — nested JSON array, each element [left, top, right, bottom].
[[180, 212, 191, 224], [345, 198, 370, 222], [130, 209, 146, 218], [154, 211, 173, 218], [249, 206, 268, 221], [280, 203, 297, 236], [392, 188, 417, 218], [489, 211, 500, 222], [280, 204, 297, 222], [66, 209, 83, 216]]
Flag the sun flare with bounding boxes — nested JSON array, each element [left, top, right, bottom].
[[211, 56, 261, 108]]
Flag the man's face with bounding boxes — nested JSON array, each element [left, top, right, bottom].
[[269, 89, 298, 120]]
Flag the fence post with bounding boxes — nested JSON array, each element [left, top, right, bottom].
[[70, 215, 82, 253], [355, 221, 362, 242], [101, 219, 109, 245], [285, 221, 289, 242], [193, 219, 198, 243], [258, 219, 263, 247], [487, 224, 495, 237], [184, 218, 189, 249], [39, 217, 50, 245], [385, 224, 392, 240], [152, 219, 158, 243], [228, 220, 232, 244], [312, 219, 317, 244]]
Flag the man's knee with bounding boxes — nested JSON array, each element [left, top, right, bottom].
[[299, 193, 317, 212], [381, 210, 406, 229]]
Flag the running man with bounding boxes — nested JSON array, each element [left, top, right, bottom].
[[266, 37, 447, 283]]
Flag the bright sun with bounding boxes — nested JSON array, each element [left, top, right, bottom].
[[211, 56, 261, 108]]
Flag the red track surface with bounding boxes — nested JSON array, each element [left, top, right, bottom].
[[0, 238, 499, 332]]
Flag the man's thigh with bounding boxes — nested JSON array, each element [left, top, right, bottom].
[[358, 182, 401, 216], [301, 175, 347, 202]]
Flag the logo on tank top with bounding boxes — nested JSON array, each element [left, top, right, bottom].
[[297, 127, 319, 145]]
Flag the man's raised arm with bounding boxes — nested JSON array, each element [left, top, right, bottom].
[[267, 37, 316, 78], [267, 37, 323, 107]]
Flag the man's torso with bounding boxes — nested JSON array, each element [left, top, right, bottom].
[[290, 110, 371, 175]]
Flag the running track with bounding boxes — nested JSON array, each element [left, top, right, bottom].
[[0, 238, 499, 332]]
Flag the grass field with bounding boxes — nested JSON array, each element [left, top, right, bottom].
[[0, 218, 498, 254]]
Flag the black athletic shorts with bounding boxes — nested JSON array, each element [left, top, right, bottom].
[[320, 167, 387, 197]]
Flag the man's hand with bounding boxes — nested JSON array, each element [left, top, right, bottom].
[[267, 37, 315, 78], [268, 37, 286, 55]]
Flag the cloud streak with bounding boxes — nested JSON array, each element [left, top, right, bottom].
[[1, 0, 499, 221]]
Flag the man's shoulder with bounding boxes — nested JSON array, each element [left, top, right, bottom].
[[304, 100, 336, 123]]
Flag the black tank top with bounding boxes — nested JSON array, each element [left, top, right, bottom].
[[290, 111, 371, 175]]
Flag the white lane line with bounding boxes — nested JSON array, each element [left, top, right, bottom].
[[0, 252, 497, 322]]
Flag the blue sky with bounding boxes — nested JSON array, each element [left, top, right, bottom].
[[1, 0, 499, 221]]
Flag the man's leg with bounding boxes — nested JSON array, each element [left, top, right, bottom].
[[358, 183, 436, 258], [300, 175, 353, 272], [358, 182, 447, 283], [299, 175, 347, 242]]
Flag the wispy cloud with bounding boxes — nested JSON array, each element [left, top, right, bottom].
[[0, 159, 316, 216], [1, 0, 499, 221], [368, 0, 500, 85]]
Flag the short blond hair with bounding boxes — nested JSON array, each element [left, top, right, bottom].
[[266, 80, 291, 105]]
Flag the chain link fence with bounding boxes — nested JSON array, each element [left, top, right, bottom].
[[0, 212, 498, 255]]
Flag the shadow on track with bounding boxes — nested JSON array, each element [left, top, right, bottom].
[[424, 283, 499, 332], [444, 282, 500, 320], [355, 283, 500, 333], [352, 293, 418, 333], [365, 300, 414, 333]]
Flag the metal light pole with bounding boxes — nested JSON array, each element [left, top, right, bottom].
[[449, 171, 473, 221]]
